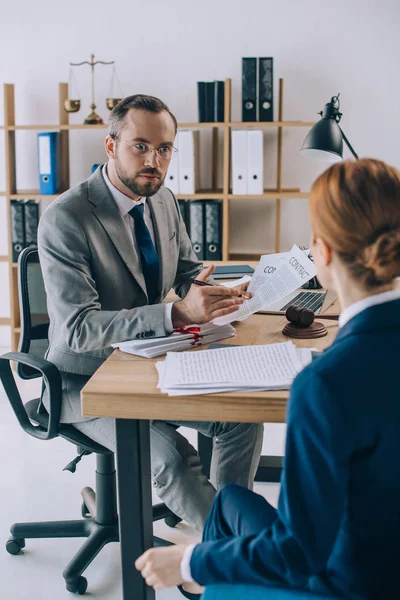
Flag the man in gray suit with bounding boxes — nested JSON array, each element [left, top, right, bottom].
[[38, 94, 263, 531]]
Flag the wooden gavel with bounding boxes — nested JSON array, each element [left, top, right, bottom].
[[285, 306, 340, 327], [283, 306, 340, 339]]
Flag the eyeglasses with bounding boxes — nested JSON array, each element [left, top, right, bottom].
[[112, 136, 178, 161]]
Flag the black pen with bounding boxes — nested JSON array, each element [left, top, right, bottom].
[[193, 279, 251, 300]]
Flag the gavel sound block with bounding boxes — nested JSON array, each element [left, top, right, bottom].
[[282, 306, 339, 339]]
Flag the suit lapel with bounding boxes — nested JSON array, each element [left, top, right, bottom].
[[147, 192, 170, 298], [87, 167, 147, 297]]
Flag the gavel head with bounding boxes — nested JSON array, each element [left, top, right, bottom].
[[286, 305, 315, 328]]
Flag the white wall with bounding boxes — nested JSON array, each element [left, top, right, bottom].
[[0, 0, 399, 344]]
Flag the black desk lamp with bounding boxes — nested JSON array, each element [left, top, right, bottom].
[[301, 94, 359, 162]]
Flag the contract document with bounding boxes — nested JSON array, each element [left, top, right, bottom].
[[213, 245, 317, 326], [156, 341, 313, 396]]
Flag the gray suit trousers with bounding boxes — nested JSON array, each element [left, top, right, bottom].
[[55, 373, 263, 532]]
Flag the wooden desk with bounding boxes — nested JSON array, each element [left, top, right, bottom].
[[81, 310, 338, 600]]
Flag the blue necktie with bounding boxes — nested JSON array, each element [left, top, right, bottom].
[[129, 204, 160, 303]]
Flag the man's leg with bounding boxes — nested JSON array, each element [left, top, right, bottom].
[[202, 483, 277, 543], [173, 421, 264, 490], [73, 417, 216, 532]]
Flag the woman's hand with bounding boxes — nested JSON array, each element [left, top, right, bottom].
[[135, 544, 188, 590]]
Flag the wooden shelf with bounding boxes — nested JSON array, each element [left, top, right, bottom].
[[2, 78, 314, 350], [179, 122, 225, 128], [229, 121, 315, 128], [228, 191, 309, 200], [6, 122, 226, 131], [9, 190, 60, 200], [176, 190, 224, 200]]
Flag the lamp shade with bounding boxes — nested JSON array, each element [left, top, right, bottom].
[[301, 117, 343, 162]]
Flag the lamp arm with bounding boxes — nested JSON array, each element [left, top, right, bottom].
[[338, 125, 359, 159]]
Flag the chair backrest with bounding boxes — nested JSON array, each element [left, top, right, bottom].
[[17, 246, 49, 380]]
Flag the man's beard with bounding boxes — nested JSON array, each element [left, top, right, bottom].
[[115, 157, 164, 197]]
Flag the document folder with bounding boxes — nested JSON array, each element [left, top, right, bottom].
[[231, 130, 248, 195], [177, 130, 199, 195], [165, 142, 180, 194], [258, 57, 274, 122], [188, 200, 205, 260], [24, 200, 39, 249], [38, 132, 59, 194], [247, 130, 264, 195], [242, 58, 257, 121], [10, 200, 26, 262], [205, 200, 222, 260]]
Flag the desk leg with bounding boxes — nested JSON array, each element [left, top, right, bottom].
[[116, 418, 155, 600]]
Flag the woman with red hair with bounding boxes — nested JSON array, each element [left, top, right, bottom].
[[137, 158, 400, 600]]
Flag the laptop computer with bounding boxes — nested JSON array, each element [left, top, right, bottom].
[[257, 289, 337, 315]]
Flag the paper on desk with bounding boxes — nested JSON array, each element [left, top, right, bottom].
[[156, 341, 313, 396], [213, 245, 317, 326]]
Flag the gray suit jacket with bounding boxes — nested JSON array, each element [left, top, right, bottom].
[[38, 166, 202, 423]]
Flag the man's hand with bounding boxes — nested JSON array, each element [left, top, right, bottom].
[[135, 544, 188, 590], [172, 265, 244, 327]]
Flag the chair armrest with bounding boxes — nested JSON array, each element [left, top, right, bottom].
[[0, 351, 62, 440]]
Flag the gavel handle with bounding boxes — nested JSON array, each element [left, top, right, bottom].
[[316, 314, 340, 320]]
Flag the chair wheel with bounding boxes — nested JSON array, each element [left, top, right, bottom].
[[81, 502, 91, 518], [6, 537, 25, 555], [66, 576, 88, 594], [164, 515, 182, 528]]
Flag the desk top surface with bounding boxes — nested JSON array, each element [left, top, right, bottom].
[[81, 305, 338, 424]]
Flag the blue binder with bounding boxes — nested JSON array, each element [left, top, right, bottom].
[[37, 132, 59, 194]]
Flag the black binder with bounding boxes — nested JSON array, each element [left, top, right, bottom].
[[178, 199, 189, 228], [188, 201, 205, 260], [204, 82, 215, 122], [258, 57, 274, 122], [205, 200, 222, 261], [10, 200, 26, 263], [197, 82, 207, 122], [214, 81, 225, 122], [24, 200, 39, 248], [242, 57, 257, 121]]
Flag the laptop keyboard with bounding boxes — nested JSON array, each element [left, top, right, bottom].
[[280, 291, 326, 314]]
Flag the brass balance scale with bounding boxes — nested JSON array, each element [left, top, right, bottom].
[[64, 53, 124, 124]]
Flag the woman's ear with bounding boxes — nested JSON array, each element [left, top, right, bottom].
[[313, 237, 332, 267]]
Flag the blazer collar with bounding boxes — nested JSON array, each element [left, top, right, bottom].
[[86, 165, 169, 301], [87, 166, 148, 296], [334, 298, 400, 345]]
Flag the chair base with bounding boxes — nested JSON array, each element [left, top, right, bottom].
[[6, 452, 179, 594]]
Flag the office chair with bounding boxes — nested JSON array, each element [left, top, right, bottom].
[[0, 246, 179, 595]]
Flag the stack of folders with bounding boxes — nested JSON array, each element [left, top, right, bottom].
[[156, 341, 313, 396], [197, 81, 224, 122], [10, 200, 39, 262], [165, 130, 199, 195], [242, 57, 273, 122], [112, 323, 236, 359], [178, 199, 222, 261], [232, 129, 264, 195]]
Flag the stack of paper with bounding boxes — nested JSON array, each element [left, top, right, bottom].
[[112, 323, 236, 358], [156, 341, 313, 396]]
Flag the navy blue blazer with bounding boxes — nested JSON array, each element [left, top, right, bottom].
[[191, 299, 400, 600]]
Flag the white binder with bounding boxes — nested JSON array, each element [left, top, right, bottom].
[[165, 141, 180, 194], [231, 130, 248, 195], [177, 130, 199, 195], [247, 130, 264, 195]]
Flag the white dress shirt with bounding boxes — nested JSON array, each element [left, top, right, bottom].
[[102, 164, 173, 332], [338, 288, 400, 328], [181, 287, 400, 584]]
